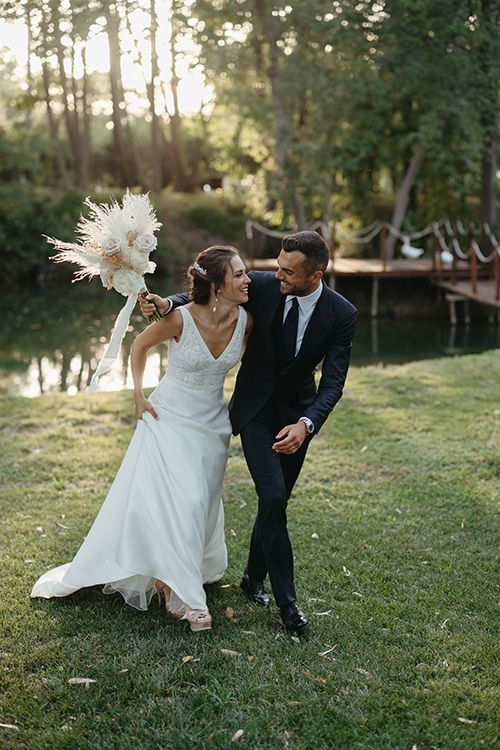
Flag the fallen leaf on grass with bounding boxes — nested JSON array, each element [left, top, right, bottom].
[[247, 655, 255, 663], [311, 532, 319, 539], [342, 566, 351, 577], [457, 717, 476, 724], [0, 723, 19, 731], [318, 645, 337, 657], [360, 445, 368, 452], [220, 649, 242, 657], [313, 610, 332, 616], [241, 630, 256, 635], [57, 523, 70, 530], [118, 669, 129, 673], [231, 729, 244, 742], [181, 656, 196, 664], [291, 635, 300, 644], [225, 607, 237, 622], [230, 529, 237, 537], [287, 701, 303, 706], [68, 677, 96, 688], [355, 668, 371, 677]]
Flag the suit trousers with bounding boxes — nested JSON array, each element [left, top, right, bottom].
[[239, 398, 310, 607]]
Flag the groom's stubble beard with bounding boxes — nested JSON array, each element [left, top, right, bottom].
[[277, 274, 322, 297]]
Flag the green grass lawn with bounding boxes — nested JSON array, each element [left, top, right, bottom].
[[1, 352, 498, 749]]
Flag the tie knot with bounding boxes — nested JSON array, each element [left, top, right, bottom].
[[289, 296, 299, 309]]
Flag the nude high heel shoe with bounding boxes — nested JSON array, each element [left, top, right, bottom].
[[186, 609, 212, 632]]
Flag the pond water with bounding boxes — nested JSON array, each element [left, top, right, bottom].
[[0, 281, 498, 397]]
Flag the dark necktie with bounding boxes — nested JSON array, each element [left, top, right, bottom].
[[282, 297, 299, 362]]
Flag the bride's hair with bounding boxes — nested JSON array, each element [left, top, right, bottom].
[[188, 245, 239, 304]]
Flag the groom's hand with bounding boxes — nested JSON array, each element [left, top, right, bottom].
[[272, 422, 307, 454], [137, 293, 170, 318]]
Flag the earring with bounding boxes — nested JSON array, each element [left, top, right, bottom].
[[212, 291, 220, 314]]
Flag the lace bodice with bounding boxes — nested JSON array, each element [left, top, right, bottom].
[[165, 305, 247, 390]]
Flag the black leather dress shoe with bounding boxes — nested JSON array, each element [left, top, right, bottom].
[[240, 573, 271, 607], [280, 603, 309, 634]]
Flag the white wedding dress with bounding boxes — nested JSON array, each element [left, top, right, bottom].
[[31, 305, 247, 613]]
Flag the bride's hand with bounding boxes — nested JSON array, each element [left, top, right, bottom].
[[134, 393, 159, 421]]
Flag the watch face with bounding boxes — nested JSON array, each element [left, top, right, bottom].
[[301, 418, 313, 433]]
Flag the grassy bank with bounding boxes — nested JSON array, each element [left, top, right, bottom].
[[0, 352, 498, 749]]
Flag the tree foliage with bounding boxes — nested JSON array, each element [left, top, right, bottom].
[[0, 0, 497, 232]]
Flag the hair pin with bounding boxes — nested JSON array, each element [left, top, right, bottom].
[[193, 261, 208, 276]]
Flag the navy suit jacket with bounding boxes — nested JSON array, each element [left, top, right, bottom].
[[169, 271, 357, 436]]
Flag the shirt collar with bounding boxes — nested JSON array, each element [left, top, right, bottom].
[[286, 282, 323, 313]]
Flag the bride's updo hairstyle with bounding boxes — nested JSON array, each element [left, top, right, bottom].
[[187, 245, 239, 304]]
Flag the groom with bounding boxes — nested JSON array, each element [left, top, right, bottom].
[[139, 231, 357, 634]]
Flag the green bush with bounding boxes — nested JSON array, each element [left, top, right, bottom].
[[0, 186, 87, 282], [185, 193, 246, 239], [0, 186, 249, 283]]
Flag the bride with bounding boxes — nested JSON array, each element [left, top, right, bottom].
[[31, 245, 252, 632]]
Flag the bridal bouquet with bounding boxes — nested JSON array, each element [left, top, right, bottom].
[[47, 190, 162, 318], [47, 191, 163, 393]]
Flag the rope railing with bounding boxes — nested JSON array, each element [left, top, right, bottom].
[[246, 217, 499, 300], [245, 219, 330, 241], [247, 217, 496, 248]]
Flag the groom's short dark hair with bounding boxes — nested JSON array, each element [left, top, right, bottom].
[[281, 231, 329, 275]]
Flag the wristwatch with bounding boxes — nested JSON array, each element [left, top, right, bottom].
[[299, 417, 315, 435]]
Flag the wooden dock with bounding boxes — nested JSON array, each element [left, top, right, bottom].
[[433, 279, 500, 308], [249, 256, 469, 277], [249, 256, 499, 317]]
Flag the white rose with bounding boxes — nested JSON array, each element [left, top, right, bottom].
[[134, 234, 157, 254], [102, 236, 122, 256], [113, 268, 144, 296]]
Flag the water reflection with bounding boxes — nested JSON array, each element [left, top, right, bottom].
[[354, 316, 499, 365], [0, 282, 498, 397], [0, 280, 174, 397]]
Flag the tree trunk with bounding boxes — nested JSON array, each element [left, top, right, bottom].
[[148, 0, 163, 192], [480, 134, 496, 230], [165, 1, 191, 192], [42, 62, 70, 188], [252, 0, 306, 228], [103, 1, 131, 186], [71, 43, 89, 188], [25, 4, 33, 130], [52, 3, 82, 186], [81, 44, 92, 188], [385, 145, 425, 259], [479, 0, 498, 231]]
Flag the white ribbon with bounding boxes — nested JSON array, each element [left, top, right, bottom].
[[87, 293, 137, 394]]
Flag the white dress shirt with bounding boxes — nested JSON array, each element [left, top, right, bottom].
[[283, 282, 323, 356]]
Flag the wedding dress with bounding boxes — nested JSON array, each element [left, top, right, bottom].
[[31, 305, 247, 614]]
